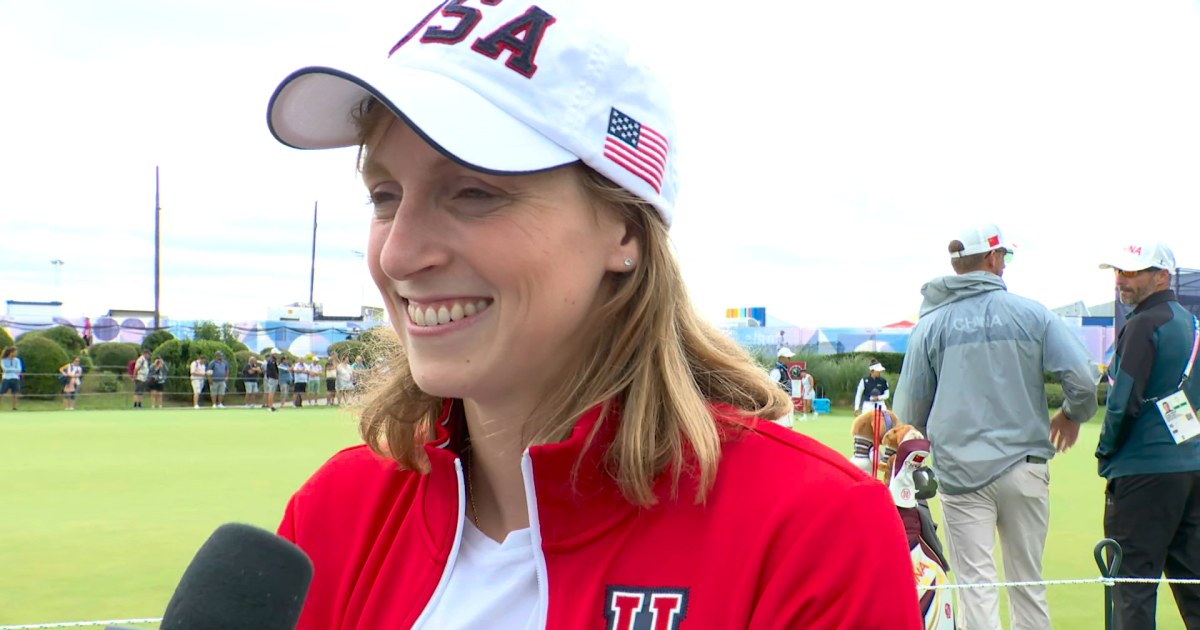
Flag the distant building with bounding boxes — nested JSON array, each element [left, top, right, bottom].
[[1051, 301, 1115, 328], [1051, 301, 1114, 319], [5, 300, 62, 319], [107, 308, 157, 321], [268, 304, 315, 322]]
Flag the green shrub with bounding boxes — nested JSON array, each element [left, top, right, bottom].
[[14, 336, 71, 398], [744, 346, 776, 372], [233, 351, 262, 392], [89, 342, 141, 375], [233, 350, 260, 368], [0, 327, 14, 350], [20, 325, 86, 356], [141, 330, 175, 354], [806, 354, 872, 405], [152, 339, 188, 396], [1045, 383, 1064, 409], [328, 340, 372, 364], [89, 372, 122, 394], [841, 351, 905, 374], [1045, 381, 1109, 410], [187, 321, 249, 353], [258, 347, 300, 363], [192, 321, 222, 342], [153, 339, 237, 399], [74, 349, 95, 376], [359, 326, 397, 364], [219, 323, 250, 353]]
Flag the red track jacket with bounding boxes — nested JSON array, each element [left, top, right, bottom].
[[278, 403, 921, 629]]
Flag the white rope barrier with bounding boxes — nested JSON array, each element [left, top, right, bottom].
[[7, 577, 1200, 629], [0, 619, 161, 629], [926, 575, 1200, 591]]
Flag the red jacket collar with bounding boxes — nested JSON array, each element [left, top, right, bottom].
[[419, 400, 640, 548], [418, 399, 753, 548]]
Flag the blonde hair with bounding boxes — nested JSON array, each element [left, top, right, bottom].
[[354, 101, 791, 506]]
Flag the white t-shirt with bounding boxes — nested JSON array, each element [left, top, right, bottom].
[[293, 362, 310, 384], [421, 520, 539, 629], [135, 356, 150, 380], [799, 374, 815, 399]]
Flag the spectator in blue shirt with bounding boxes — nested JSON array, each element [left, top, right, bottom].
[[209, 351, 230, 408], [1, 346, 22, 411]]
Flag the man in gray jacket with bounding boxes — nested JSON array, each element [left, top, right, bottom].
[[894, 223, 1098, 630]]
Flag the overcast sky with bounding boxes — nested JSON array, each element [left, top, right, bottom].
[[3, 0, 1198, 328]]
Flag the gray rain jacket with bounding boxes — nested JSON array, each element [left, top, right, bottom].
[[893, 272, 1098, 495]]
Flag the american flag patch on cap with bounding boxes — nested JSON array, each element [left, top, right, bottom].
[[603, 108, 668, 193]]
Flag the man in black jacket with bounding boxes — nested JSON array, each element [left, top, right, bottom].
[[263, 354, 281, 412], [1098, 241, 1200, 629]]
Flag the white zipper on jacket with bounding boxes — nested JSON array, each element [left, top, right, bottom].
[[410, 458, 468, 630], [520, 449, 550, 629]]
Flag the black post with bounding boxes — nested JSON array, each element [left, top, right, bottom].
[[1095, 538, 1123, 630], [309, 201, 318, 307], [154, 166, 161, 329]]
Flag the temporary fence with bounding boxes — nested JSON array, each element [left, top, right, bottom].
[[4, 540, 1200, 629], [0, 317, 382, 359], [5, 370, 364, 407]]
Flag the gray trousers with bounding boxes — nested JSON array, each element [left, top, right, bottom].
[[942, 461, 1051, 630]]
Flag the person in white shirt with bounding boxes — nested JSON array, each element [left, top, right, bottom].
[[292, 359, 310, 407], [189, 355, 208, 408], [796, 367, 816, 419], [335, 359, 354, 406], [59, 357, 83, 411], [133, 350, 151, 409]]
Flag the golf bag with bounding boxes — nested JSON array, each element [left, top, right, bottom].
[[888, 437, 956, 630]]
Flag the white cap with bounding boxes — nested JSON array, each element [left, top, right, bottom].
[[869, 362, 885, 372], [1099, 241, 1176, 275], [950, 223, 1014, 258], [267, 0, 678, 225], [777, 347, 795, 358]]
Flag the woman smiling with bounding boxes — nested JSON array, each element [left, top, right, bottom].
[[267, 1, 919, 627]]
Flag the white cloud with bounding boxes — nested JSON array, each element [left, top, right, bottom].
[[2, 0, 1198, 328]]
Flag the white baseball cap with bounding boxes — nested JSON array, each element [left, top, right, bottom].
[[950, 223, 1014, 258], [869, 362, 885, 372], [1099, 241, 1176, 275], [267, 0, 678, 225], [777, 347, 795, 358]]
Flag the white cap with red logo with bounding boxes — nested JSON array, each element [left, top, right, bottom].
[[950, 223, 1014, 258], [1099, 242, 1176, 275], [266, 0, 678, 226]]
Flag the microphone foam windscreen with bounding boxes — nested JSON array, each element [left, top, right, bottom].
[[161, 523, 313, 630]]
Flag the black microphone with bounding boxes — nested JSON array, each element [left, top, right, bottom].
[[108, 523, 313, 630]]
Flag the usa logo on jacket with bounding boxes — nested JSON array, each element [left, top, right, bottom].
[[605, 586, 689, 630]]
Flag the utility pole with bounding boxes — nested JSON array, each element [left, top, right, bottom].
[[50, 259, 65, 296], [154, 166, 161, 329], [309, 201, 318, 309]]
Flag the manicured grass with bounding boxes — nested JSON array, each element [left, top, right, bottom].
[[0, 406, 359, 627], [0, 406, 1190, 628]]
